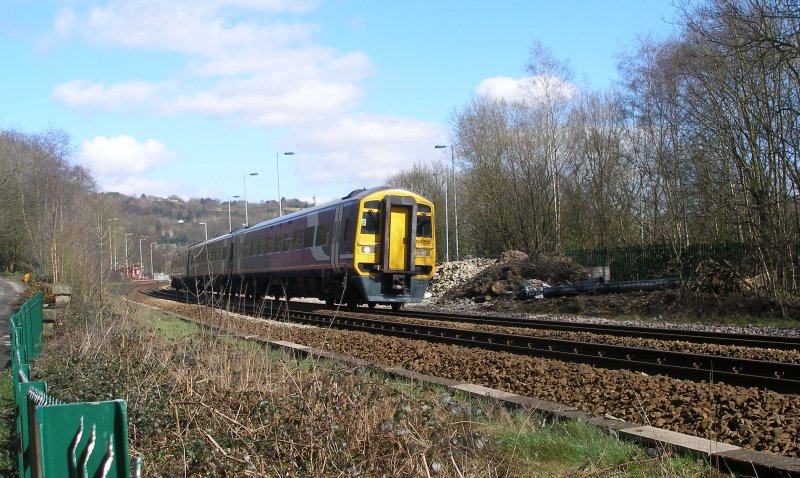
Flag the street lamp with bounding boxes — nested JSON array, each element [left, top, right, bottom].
[[150, 242, 157, 279], [277, 151, 295, 216], [434, 172, 449, 262], [199, 222, 208, 242], [114, 227, 123, 270], [227, 195, 240, 233], [435, 144, 459, 260], [108, 218, 118, 268], [139, 237, 147, 278], [244, 172, 258, 226], [124, 233, 133, 274]]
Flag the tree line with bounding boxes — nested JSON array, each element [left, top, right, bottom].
[[0, 129, 115, 301], [388, 0, 800, 296], [0, 128, 316, 300]]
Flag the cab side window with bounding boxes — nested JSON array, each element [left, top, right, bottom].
[[361, 210, 380, 234]]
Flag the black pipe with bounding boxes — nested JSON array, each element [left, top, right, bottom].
[[518, 277, 681, 300]]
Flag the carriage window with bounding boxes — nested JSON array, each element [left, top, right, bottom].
[[245, 241, 253, 257], [303, 226, 315, 248], [315, 224, 329, 246], [416, 215, 432, 238], [273, 235, 283, 253], [293, 230, 303, 249], [283, 233, 293, 251], [266, 235, 275, 254], [258, 238, 266, 254], [361, 210, 380, 234]]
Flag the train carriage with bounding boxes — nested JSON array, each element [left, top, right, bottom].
[[171, 187, 436, 309]]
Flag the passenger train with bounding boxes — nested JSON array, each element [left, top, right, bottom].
[[170, 187, 436, 309]]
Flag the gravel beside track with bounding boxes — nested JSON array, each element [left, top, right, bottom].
[[137, 294, 800, 458]]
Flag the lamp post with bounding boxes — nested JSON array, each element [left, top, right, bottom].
[[435, 144, 459, 260], [442, 175, 449, 262], [199, 222, 208, 242], [150, 242, 157, 279], [244, 173, 258, 226], [139, 237, 147, 278], [124, 233, 133, 275], [108, 218, 118, 268], [276, 151, 295, 216], [227, 195, 240, 233], [114, 227, 123, 270]]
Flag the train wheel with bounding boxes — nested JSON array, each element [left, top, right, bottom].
[[346, 297, 358, 309], [325, 296, 336, 307], [391, 303, 403, 311], [367, 302, 377, 309]]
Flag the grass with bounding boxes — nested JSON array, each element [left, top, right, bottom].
[[21, 299, 729, 477], [0, 370, 16, 477], [493, 414, 710, 477]]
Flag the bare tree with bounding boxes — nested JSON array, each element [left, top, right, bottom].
[[525, 41, 578, 249]]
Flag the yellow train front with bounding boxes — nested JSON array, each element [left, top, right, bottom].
[[345, 187, 436, 309]]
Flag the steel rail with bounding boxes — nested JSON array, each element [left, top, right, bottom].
[[267, 309, 800, 394], [147, 288, 800, 350], [145, 288, 800, 394], [370, 307, 800, 351]]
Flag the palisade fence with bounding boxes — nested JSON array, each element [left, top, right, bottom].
[[565, 242, 765, 282], [9, 291, 141, 478]]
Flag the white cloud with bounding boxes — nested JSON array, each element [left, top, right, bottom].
[[53, 8, 77, 37], [49, 0, 369, 126], [477, 75, 580, 104], [167, 80, 363, 125], [78, 135, 178, 177], [291, 114, 448, 187], [53, 80, 170, 111]]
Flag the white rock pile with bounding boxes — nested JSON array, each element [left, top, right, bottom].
[[427, 258, 495, 298]]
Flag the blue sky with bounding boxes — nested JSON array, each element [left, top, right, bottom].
[[1, 0, 680, 204]]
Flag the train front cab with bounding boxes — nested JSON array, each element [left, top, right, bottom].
[[350, 190, 435, 308]]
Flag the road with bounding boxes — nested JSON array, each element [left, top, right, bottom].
[[0, 277, 25, 369]]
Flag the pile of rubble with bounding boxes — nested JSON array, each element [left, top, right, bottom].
[[429, 251, 590, 304], [426, 258, 495, 298]]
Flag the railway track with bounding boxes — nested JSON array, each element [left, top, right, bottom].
[[144, 288, 800, 394], [350, 305, 800, 351]]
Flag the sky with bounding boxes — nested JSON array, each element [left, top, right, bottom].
[[0, 0, 681, 205]]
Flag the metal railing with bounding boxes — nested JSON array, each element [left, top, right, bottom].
[[9, 291, 141, 477], [565, 242, 758, 281]]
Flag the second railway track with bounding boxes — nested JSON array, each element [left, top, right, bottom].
[[145, 288, 800, 394]]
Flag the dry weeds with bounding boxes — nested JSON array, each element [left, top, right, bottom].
[[29, 302, 726, 477]]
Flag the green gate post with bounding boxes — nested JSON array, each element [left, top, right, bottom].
[[18, 381, 47, 478], [32, 399, 132, 478]]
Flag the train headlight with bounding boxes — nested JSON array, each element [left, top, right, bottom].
[[415, 249, 431, 256], [361, 246, 376, 254]]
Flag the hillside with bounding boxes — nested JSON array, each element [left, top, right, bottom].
[[101, 192, 312, 274]]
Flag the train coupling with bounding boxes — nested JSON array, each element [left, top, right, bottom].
[[390, 274, 411, 295]]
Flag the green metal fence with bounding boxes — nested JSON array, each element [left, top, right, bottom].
[[9, 291, 141, 477], [565, 242, 757, 281]]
